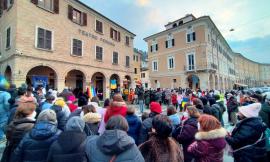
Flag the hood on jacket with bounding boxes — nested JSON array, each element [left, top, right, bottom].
[[30, 121, 58, 140], [111, 101, 127, 108], [97, 129, 134, 155], [126, 115, 140, 126], [195, 127, 227, 141], [66, 116, 85, 132], [169, 114, 180, 126], [58, 131, 87, 153]]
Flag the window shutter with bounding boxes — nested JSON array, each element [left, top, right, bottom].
[[150, 45, 153, 52], [172, 39, 175, 46], [82, 12, 87, 26], [193, 32, 196, 41], [31, 0, 38, 5], [110, 28, 113, 38], [68, 5, 73, 20], [54, 0, 59, 14], [117, 31, 121, 42], [156, 44, 158, 51], [165, 41, 168, 48]]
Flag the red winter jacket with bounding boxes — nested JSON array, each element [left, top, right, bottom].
[[104, 101, 127, 123], [171, 94, 177, 104]]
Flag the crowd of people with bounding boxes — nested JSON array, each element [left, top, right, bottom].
[[0, 82, 270, 162]]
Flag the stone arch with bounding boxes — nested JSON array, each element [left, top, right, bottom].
[[65, 69, 86, 91], [187, 74, 200, 90], [26, 65, 58, 89], [91, 72, 106, 100]]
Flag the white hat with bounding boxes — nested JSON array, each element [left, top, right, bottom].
[[239, 103, 261, 118]]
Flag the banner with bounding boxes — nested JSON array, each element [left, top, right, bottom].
[[110, 79, 117, 89], [32, 76, 48, 88]]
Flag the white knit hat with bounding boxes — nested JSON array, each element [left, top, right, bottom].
[[239, 103, 262, 118]]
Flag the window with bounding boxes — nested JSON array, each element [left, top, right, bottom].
[[136, 55, 138, 62], [173, 79, 177, 83], [126, 56, 130, 67], [187, 32, 196, 43], [38, 0, 54, 11], [152, 60, 158, 71], [96, 20, 103, 33], [166, 34, 174, 48], [72, 39, 82, 56], [141, 73, 145, 78], [112, 52, 118, 64], [150, 41, 158, 52], [96, 46, 103, 61], [186, 53, 195, 71], [134, 68, 137, 74], [36, 27, 52, 50], [133, 55, 136, 61], [68, 5, 87, 26], [6, 27, 11, 49], [110, 28, 120, 41], [167, 56, 175, 69], [125, 36, 130, 46]]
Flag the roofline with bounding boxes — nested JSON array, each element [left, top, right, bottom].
[[234, 53, 270, 65], [144, 16, 233, 52], [74, 0, 136, 37], [164, 14, 196, 27]]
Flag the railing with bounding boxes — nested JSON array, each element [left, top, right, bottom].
[[184, 64, 217, 72]]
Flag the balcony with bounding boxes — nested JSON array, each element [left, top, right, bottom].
[[184, 64, 217, 73]]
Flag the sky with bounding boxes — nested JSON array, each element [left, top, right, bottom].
[[80, 0, 270, 63]]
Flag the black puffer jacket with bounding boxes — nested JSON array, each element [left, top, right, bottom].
[[226, 117, 267, 162], [11, 121, 61, 162], [173, 117, 198, 162], [259, 102, 270, 128], [50, 105, 67, 131], [138, 113, 157, 145], [47, 131, 87, 162], [1, 118, 35, 162]]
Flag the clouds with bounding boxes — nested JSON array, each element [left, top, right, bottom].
[[80, 0, 270, 63]]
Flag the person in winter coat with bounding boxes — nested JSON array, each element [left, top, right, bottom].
[[227, 93, 238, 126], [208, 98, 222, 123], [137, 101, 162, 145], [214, 95, 226, 126], [50, 105, 67, 131], [11, 109, 61, 162], [83, 105, 101, 135], [54, 98, 70, 118], [98, 98, 110, 135], [167, 105, 180, 129], [104, 94, 127, 123], [1, 101, 36, 162], [171, 92, 178, 108], [67, 95, 78, 113], [259, 94, 270, 128], [0, 87, 11, 142], [188, 114, 227, 162], [226, 103, 267, 162], [200, 97, 212, 115], [47, 116, 87, 162], [85, 115, 144, 162], [173, 106, 200, 162], [193, 98, 204, 114], [139, 115, 184, 162], [125, 106, 142, 145]]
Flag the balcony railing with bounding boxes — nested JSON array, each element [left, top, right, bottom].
[[184, 64, 217, 73]]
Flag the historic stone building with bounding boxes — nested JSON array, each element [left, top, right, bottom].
[[0, 0, 135, 99], [144, 14, 269, 90]]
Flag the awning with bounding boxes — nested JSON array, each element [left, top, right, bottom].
[[234, 83, 248, 87]]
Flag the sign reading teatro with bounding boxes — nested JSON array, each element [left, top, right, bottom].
[[78, 29, 115, 47]]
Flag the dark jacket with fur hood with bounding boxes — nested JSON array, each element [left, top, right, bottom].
[[139, 135, 184, 162], [188, 127, 227, 162], [104, 101, 127, 123]]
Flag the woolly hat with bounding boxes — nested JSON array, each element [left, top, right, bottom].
[[54, 98, 66, 108], [83, 112, 101, 123], [37, 109, 57, 124], [239, 103, 262, 118], [150, 102, 162, 114], [67, 95, 76, 102], [66, 116, 85, 132]]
